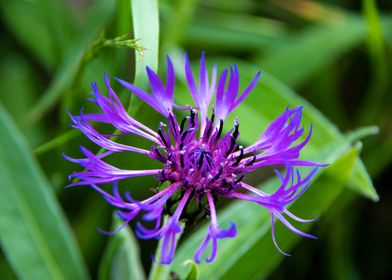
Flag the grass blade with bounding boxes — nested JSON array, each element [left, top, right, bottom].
[[0, 103, 88, 280], [98, 214, 145, 280]]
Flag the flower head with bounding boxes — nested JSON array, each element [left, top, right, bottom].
[[65, 53, 323, 264]]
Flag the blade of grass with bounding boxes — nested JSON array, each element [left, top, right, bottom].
[[131, 0, 159, 88], [255, 14, 367, 88], [98, 214, 145, 280], [0, 103, 88, 280], [358, 0, 388, 124]]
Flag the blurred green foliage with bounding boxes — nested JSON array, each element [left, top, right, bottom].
[[0, 0, 391, 279]]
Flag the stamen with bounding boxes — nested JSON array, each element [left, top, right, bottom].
[[196, 146, 207, 168], [168, 114, 178, 138], [203, 121, 213, 142], [180, 153, 185, 167], [180, 128, 194, 149], [234, 175, 244, 184], [226, 134, 236, 156], [232, 121, 239, 139], [212, 165, 223, 181], [210, 112, 215, 123], [180, 116, 189, 133], [158, 128, 169, 148], [190, 109, 196, 126], [160, 169, 166, 181], [244, 155, 256, 166], [216, 119, 224, 140], [152, 146, 166, 162], [233, 146, 244, 166]]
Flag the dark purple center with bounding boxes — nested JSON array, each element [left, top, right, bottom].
[[151, 109, 250, 201]]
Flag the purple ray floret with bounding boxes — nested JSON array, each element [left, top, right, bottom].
[[65, 53, 324, 264]]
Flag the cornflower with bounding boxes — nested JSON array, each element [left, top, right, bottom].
[[65, 53, 323, 264]]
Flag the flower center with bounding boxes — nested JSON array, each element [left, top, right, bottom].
[[190, 144, 213, 172], [153, 108, 247, 200]]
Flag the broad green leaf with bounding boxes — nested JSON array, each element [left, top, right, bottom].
[[28, 0, 116, 122], [0, 103, 88, 280], [363, 0, 384, 57], [98, 214, 145, 280]]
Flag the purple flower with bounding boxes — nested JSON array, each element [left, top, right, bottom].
[[65, 53, 324, 264]]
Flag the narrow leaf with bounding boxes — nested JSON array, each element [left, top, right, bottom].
[[0, 103, 88, 280], [131, 0, 159, 87], [183, 260, 199, 280], [257, 15, 366, 88], [98, 214, 145, 280]]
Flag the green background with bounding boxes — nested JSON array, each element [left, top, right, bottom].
[[0, 0, 391, 279]]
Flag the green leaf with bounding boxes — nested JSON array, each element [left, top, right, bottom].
[[346, 158, 379, 201], [131, 0, 159, 87], [127, 0, 160, 118], [0, 103, 88, 280], [98, 214, 145, 280], [358, 0, 389, 123], [183, 260, 199, 280], [345, 126, 379, 143], [257, 15, 367, 88], [0, 53, 46, 146], [185, 12, 288, 52], [28, 0, 116, 122]]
